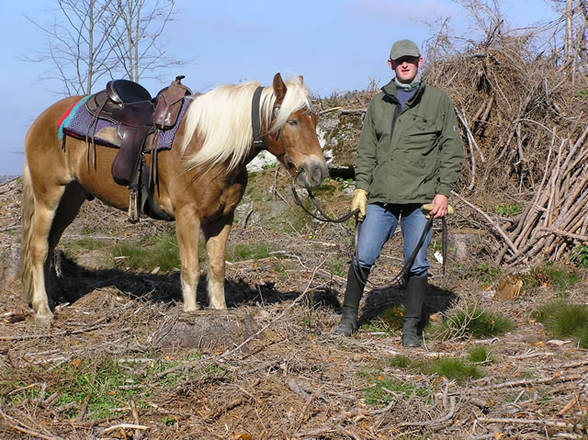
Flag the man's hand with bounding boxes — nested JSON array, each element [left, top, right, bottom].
[[351, 189, 368, 221], [429, 194, 450, 218]]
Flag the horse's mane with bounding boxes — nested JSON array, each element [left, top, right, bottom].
[[180, 76, 311, 172]]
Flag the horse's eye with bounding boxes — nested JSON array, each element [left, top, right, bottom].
[[287, 119, 298, 126]]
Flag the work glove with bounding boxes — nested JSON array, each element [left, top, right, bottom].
[[421, 203, 454, 218], [351, 189, 368, 221]]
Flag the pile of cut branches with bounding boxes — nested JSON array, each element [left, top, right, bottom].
[[424, 22, 587, 265]]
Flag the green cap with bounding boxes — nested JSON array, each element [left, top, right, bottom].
[[389, 39, 420, 60]]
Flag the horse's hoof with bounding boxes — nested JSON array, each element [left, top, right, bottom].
[[183, 304, 201, 313], [34, 313, 54, 328]]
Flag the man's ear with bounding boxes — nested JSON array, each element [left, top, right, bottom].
[[418, 56, 424, 68], [273, 73, 287, 105]]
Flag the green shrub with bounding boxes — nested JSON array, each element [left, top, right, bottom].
[[433, 304, 514, 340], [496, 203, 523, 217], [423, 358, 484, 383], [570, 245, 588, 268], [467, 345, 495, 363]]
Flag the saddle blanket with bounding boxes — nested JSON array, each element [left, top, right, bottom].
[[56, 94, 193, 150]]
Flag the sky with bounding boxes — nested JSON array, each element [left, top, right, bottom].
[[0, 0, 561, 176]]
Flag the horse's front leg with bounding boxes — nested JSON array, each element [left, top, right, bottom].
[[202, 217, 233, 310], [175, 206, 201, 312]]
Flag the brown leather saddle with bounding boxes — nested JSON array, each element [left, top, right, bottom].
[[85, 76, 191, 222]]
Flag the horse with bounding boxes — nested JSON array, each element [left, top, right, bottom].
[[21, 73, 328, 325]]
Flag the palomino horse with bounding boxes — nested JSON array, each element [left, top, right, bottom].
[[21, 73, 327, 325]]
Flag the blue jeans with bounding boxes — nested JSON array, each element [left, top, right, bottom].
[[355, 203, 432, 278]]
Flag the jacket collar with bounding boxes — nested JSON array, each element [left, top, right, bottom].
[[381, 79, 426, 104]]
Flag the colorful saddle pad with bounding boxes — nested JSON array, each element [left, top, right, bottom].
[[57, 95, 193, 150]]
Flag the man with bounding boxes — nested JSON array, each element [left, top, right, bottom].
[[334, 39, 464, 347]]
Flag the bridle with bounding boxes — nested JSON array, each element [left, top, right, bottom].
[[252, 87, 360, 224]]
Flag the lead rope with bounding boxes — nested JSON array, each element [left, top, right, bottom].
[[352, 214, 448, 289], [290, 180, 359, 223]]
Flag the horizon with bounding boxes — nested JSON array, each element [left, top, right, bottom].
[[0, 0, 562, 176]]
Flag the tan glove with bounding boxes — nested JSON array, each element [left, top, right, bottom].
[[421, 203, 454, 218], [351, 189, 368, 221]]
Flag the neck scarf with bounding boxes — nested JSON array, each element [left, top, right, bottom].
[[395, 72, 422, 90]]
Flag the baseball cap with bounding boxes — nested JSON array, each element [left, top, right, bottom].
[[389, 40, 421, 60]]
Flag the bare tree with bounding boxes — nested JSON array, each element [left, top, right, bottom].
[[27, 0, 119, 95], [109, 0, 180, 83], [26, 0, 181, 95]]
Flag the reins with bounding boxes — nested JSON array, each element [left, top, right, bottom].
[[290, 180, 360, 223]]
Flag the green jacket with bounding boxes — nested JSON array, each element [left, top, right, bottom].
[[355, 80, 464, 204]]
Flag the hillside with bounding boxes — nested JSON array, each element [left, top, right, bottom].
[[0, 172, 586, 439]]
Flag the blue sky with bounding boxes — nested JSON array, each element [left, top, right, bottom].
[[0, 0, 559, 176]]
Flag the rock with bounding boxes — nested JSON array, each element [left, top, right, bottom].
[[447, 228, 487, 262]]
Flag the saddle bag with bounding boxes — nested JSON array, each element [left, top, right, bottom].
[[153, 75, 192, 130]]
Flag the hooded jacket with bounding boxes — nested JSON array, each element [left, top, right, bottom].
[[355, 79, 464, 204]]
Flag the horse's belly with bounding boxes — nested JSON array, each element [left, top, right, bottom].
[[66, 141, 131, 210]]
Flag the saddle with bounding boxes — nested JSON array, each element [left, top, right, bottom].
[[85, 76, 191, 222]]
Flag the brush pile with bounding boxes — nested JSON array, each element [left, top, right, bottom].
[[426, 25, 587, 266]]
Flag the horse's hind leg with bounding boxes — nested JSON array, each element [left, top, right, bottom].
[[46, 182, 87, 298], [203, 218, 232, 310], [22, 172, 85, 325]]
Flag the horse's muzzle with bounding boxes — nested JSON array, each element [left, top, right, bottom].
[[297, 156, 328, 188]]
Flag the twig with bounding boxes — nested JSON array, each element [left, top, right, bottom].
[[102, 423, 150, 434], [75, 393, 91, 423], [451, 190, 518, 254], [398, 396, 456, 428], [476, 417, 584, 431], [0, 407, 64, 440]]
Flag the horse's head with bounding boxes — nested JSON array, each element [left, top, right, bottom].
[[264, 74, 328, 188]]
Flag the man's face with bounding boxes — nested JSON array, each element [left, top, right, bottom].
[[388, 56, 423, 83]]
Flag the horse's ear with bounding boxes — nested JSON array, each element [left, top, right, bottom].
[[298, 75, 304, 83], [273, 73, 287, 105]]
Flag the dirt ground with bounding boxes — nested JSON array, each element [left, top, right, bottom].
[[0, 175, 586, 440]]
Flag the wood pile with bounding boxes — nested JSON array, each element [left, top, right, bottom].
[[425, 31, 587, 265]]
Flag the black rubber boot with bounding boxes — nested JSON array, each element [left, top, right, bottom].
[[334, 265, 368, 336], [402, 276, 427, 347]]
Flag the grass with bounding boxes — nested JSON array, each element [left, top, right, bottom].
[[533, 301, 587, 348], [113, 231, 184, 271], [432, 304, 514, 340], [422, 358, 484, 383], [523, 263, 582, 294], [360, 369, 429, 405], [226, 242, 273, 261], [467, 345, 496, 363], [1, 351, 217, 421]]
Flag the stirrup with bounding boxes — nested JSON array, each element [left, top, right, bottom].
[[128, 188, 140, 223]]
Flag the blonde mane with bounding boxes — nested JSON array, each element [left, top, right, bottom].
[[180, 76, 311, 172]]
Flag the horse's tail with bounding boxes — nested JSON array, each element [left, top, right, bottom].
[[20, 163, 35, 304]]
